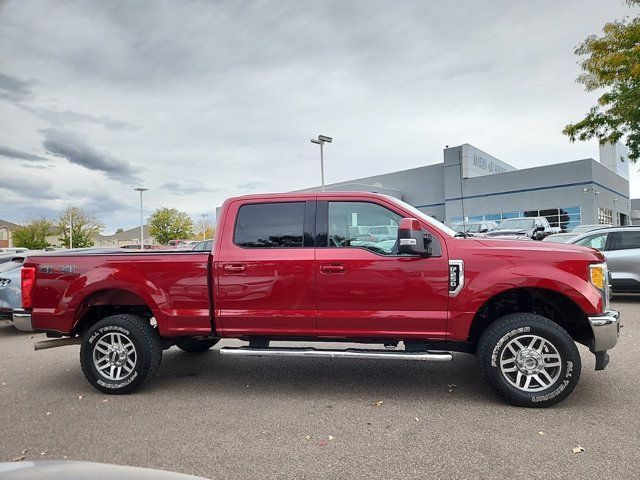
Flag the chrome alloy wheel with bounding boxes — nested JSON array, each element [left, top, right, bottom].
[[92, 332, 137, 381], [499, 334, 562, 392]]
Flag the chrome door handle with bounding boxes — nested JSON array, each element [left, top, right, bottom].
[[320, 264, 346, 273], [224, 264, 247, 274]]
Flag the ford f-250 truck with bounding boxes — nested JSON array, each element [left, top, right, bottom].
[[19, 192, 620, 407]]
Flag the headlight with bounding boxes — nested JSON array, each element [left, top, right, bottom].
[[589, 262, 610, 311], [590, 264, 606, 290]]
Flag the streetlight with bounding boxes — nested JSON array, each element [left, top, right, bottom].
[[134, 187, 148, 251], [200, 213, 208, 240], [68, 210, 73, 249], [310, 135, 332, 191]]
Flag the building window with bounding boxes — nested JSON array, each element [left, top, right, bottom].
[[598, 207, 613, 225], [450, 207, 582, 231]]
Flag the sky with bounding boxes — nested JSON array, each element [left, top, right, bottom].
[[0, 0, 638, 233]]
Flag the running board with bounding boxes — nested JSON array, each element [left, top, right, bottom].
[[219, 346, 452, 361]]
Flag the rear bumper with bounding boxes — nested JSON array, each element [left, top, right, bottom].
[[588, 309, 620, 353], [12, 309, 33, 332]]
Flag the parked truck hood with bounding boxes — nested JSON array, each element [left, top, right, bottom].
[[472, 237, 605, 259]]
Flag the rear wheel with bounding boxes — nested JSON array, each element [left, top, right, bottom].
[[176, 337, 219, 353], [477, 313, 581, 407], [80, 314, 162, 394]]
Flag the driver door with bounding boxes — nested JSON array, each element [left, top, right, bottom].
[[315, 198, 449, 339]]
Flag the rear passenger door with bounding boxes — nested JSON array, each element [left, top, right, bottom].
[[605, 231, 640, 292], [215, 200, 317, 336]]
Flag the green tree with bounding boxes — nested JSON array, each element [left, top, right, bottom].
[[12, 218, 54, 250], [115, 228, 124, 234], [563, 0, 640, 161], [148, 207, 194, 245], [59, 206, 104, 248]]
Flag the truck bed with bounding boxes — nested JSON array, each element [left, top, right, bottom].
[[23, 250, 213, 336]]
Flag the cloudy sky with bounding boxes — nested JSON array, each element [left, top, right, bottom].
[[0, 0, 638, 233]]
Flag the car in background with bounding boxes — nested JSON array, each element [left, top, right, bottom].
[[544, 224, 611, 243], [570, 226, 640, 293], [483, 217, 554, 240], [368, 225, 399, 242], [0, 247, 28, 254], [192, 239, 214, 251], [452, 221, 499, 236], [543, 232, 580, 243], [572, 223, 612, 235]]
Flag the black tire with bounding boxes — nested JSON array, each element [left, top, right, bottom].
[[80, 314, 162, 395], [477, 313, 581, 408], [176, 337, 219, 353]]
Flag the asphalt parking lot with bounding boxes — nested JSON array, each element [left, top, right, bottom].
[[1, 299, 638, 480]]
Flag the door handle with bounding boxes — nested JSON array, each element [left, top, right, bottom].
[[224, 264, 247, 274], [320, 264, 346, 274]]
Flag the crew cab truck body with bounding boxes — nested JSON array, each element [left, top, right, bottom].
[[20, 192, 620, 407]]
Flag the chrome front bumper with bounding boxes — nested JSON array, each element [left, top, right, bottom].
[[12, 310, 33, 332], [588, 309, 620, 353]]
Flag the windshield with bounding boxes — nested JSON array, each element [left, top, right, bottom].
[[384, 196, 457, 237], [496, 218, 535, 230]]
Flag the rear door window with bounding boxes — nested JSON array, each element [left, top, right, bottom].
[[234, 202, 305, 248], [610, 231, 640, 250]]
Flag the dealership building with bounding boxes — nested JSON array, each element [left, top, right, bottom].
[[302, 142, 632, 231]]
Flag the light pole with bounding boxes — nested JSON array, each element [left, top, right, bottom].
[[310, 135, 332, 191], [200, 214, 208, 240], [68, 210, 73, 249], [134, 187, 148, 251]]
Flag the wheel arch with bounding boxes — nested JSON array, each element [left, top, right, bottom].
[[72, 289, 155, 335], [467, 287, 592, 351]]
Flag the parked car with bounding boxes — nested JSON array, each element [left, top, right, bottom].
[[0, 259, 23, 323], [570, 226, 640, 293], [21, 192, 619, 407], [543, 232, 580, 243], [0, 460, 209, 480], [452, 221, 499, 236], [0, 247, 28, 254], [192, 239, 214, 251], [484, 217, 554, 240], [572, 224, 612, 235]]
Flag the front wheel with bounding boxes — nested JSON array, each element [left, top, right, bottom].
[[80, 314, 162, 394], [477, 313, 581, 407]]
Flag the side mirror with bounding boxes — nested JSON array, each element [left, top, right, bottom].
[[398, 218, 431, 256]]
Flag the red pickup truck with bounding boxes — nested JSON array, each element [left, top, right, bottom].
[[19, 192, 620, 407]]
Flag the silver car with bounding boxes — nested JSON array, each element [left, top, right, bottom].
[[0, 260, 23, 325], [570, 226, 640, 293]]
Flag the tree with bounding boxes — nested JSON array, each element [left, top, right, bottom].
[[12, 218, 54, 250], [148, 207, 194, 245], [115, 228, 124, 234], [563, 0, 640, 161], [193, 216, 215, 240], [59, 206, 104, 248]]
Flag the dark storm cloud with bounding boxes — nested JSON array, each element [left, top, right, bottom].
[[41, 128, 140, 183], [0, 145, 49, 162], [24, 106, 134, 131], [0, 71, 133, 130], [0, 173, 56, 200], [0, 72, 35, 101]]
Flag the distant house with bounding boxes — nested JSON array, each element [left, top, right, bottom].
[[92, 225, 158, 248], [0, 219, 18, 248]]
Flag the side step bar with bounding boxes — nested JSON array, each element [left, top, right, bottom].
[[219, 346, 452, 361]]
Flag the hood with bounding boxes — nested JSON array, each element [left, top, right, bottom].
[[474, 236, 605, 258]]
